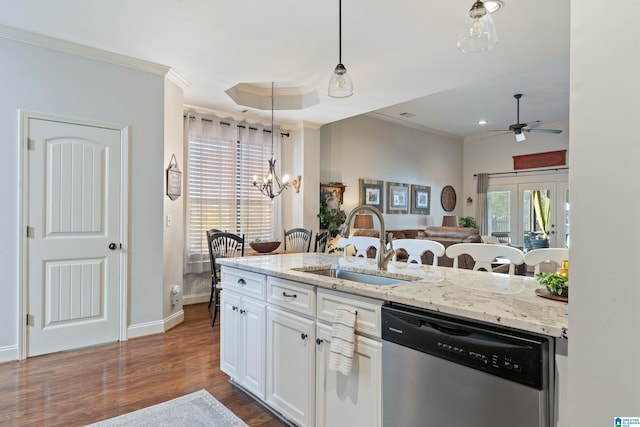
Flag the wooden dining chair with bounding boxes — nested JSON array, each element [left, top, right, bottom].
[[523, 248, 569, 275], [284, 228, 312, 252], [339, 236, 380, 258], [314, 231, 329, 253], [445, 243, 525, 275], [391, 239, 446, 266], [207, 230, 244, 326]]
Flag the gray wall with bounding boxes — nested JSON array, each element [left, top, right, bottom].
[[0, 35, 168, 359], [320, 115, 463, 230]]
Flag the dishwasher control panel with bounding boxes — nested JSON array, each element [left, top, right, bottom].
[[382, 304, 550, 390]]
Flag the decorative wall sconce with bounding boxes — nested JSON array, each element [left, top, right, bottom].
[[292, 175, 302, 193], [466, 196, 473, 204]]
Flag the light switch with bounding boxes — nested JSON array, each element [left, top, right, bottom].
[[166, 214, 172, 227]]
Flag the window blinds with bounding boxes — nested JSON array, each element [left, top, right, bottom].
[[185, 116, 279, 272]]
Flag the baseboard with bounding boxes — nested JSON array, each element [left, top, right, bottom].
[[183, 293, 209, 305], [164, 309, 184, 331], [127, 319, 165, 339], [0, 345, 18, 363]]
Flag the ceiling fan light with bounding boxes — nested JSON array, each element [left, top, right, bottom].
[[458, 1, 498, 53], [328, 63, 354, 98], [515, 130, 526, 142]]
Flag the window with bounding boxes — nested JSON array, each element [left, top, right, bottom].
[[488, 190, 511, 237], [184, 115, 281, 272]]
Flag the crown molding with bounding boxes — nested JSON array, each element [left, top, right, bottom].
[[0, 24, 172, 77], [166, 69, 191, 89]]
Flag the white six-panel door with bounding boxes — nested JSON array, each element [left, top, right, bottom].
[[24, 116, 125, 357]]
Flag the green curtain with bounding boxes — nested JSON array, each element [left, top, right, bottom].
[[532, 190, 551, 238]]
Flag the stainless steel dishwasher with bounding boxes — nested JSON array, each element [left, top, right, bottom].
[[382, 304, 554, 427]]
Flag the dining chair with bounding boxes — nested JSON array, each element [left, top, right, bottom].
[[339, 236, 380, 258], [523, 248, 569, 275], [391, 239, 446, 266], [284, 228, 313, 252], [445, 243, 525, 275], [207, 230, 245, 326], [314, 231, 329, 253]]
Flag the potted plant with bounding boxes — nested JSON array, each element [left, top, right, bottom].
[[317, 198, 346, 238], [458, 216, 478, 229]]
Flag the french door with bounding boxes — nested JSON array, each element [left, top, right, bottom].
[[488, 180, 568, 249]]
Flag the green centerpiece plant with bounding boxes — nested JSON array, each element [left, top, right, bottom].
[[458, 216, 478, 229]]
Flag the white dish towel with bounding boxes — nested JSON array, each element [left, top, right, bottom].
[[328, 306, 357, 376]]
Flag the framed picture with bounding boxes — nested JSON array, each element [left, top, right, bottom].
[[359, 179, 384, 211], [320, 182, 346, 204], [411, 184, 431, 214], [166, 154, 181, 201], [386, 182, 409, 214]]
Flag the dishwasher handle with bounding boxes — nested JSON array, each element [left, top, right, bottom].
[[426, 321, 472, 337]]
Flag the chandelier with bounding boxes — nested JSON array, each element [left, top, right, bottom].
[[253, 82, 290, 199]]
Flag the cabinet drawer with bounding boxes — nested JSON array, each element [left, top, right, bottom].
[[317, 288, 382, 338], [222, 267, 266, 300], [267, 276, 316, 317]]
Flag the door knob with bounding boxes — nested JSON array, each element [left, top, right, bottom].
[[108, 243, 117, 250]]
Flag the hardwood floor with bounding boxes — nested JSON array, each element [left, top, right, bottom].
[[0, 303, 288, 427]]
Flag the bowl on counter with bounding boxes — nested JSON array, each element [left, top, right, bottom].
[[249, 241, 281, 253]]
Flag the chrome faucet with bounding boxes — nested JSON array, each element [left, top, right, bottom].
[[341, 205, 395, 270]]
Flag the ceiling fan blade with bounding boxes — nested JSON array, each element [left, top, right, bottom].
[[525, 128, 563, 134], [523, 121, 543, 129]]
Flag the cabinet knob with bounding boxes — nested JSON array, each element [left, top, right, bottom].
[[240, 309, 246, 315], [232, 306, 238, 311], [237, 278, 246, 285], [301, 333, 308, 340], [316, 338, 324, 345]]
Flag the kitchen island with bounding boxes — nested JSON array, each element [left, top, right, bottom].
[[216, 253, 568, 427], [216, 252, 568, 338]]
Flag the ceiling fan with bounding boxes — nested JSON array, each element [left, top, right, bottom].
[[498, 94, 563, 142]]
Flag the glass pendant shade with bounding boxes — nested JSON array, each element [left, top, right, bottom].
[[328, 63, 354, 98], [457, 1, 498, 53]]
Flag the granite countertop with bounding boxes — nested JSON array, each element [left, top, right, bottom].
[[216, 253, 568, 338]]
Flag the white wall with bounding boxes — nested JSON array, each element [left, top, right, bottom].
[[281, 125, 321, 235], [162, 75, 186, 323], [568, 3, 640, 425], [320, 115, 463, 230], [0, 35, 172, 359]]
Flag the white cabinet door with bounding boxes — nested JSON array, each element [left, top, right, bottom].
[[266, 307, 316, 427], [316, 323, 383, 427], [241, 296, 266, 399], [220, 291, 242, 379], [220, 290, 266, 400]]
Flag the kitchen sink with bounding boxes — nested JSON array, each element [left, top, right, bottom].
[[301, 268, 407, 286]]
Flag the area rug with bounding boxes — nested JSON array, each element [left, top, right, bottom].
[[86, 389, 248, 426]]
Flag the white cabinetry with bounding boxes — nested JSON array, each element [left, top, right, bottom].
[[219, 268, 383, 427], [220, 268, 267, 400], [266, 276, 317, 427], [315, 288, 382, 427]]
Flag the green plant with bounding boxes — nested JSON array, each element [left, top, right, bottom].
[[317, 199, 345, 237], [536, 272, 569, 296], [458, 216, 478, 229]]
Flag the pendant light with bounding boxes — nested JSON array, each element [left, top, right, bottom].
[[457, 1, 498, 53], [328, 0, 354, 98], [253, 82, 290, 199]]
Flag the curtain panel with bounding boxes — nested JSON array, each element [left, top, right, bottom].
[[183, 113, 282, 273], [476, 172, 489, 235]]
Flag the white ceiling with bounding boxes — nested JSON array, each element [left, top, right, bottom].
[[0, 0, 570, 138]]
